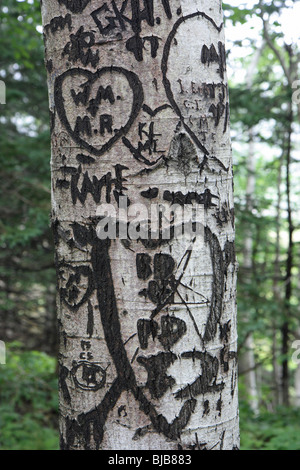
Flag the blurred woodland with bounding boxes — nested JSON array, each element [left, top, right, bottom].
[[1, 0, 300, 450]]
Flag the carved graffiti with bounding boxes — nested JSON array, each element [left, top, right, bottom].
[[58, 0, 92, 14], [54, 67, 144, 156], [91, 0, 173, 61], [44, 14, 72, 35], [70, 164, 128, 205], [201, 42, 226, 79], [122, 119, 164, 166], [56, 219, 234, 448], [63, 27, 100, 67], [71, 361, 107, 391], [45, 0, 237, 450], [162, 12, 229, 156], [58, 263, 94, 311]]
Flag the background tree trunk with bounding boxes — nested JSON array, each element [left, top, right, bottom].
[[281, 96, 293, 407], [238, 44, 264, 415], [272, 151, 283, 408], [41, 0, 239, 450]]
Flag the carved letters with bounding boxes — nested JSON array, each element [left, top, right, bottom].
[[45, 0, 237, 450], [54, 67, 144, 156]]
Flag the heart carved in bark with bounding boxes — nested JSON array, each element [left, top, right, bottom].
[[58, 263, 94, 311], [54, 67, 144, 156], [162, 12, 224, 156], [58, 0, 92, 14]]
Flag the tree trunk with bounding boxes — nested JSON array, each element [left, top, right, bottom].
[[41, 0, 239, 450], [272, 151, 283, 407], [238, 44, 264, 415], [238, 129, 259, 414], [281, 97, 294, 407]]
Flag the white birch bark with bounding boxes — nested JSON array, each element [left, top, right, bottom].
[[41, 0, 239, 450]]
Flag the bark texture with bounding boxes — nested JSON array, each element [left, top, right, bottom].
[[41, 0, 239, 450]]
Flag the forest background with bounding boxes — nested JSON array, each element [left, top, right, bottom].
[[0, 0, 300, 450]]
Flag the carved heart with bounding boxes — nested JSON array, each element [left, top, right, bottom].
[[59, 263, 94, 311], [58, 0, 92, 14], [97, 228, 224, 438], [162, 12, 225, 156], [54, 67, 143, 156]]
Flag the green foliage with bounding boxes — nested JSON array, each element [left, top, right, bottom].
[[0, 0, 51, 250], [0, 343, 59, 450], [240, 401, 300, 450], [0, 0, 56, 348], [223, 3, 256, 25]]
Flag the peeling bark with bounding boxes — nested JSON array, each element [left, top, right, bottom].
[[41, 0, 239, 450]]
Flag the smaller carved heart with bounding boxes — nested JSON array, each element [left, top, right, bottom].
[[59, 263, 94, 310], [58, 0, 92, 14]]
